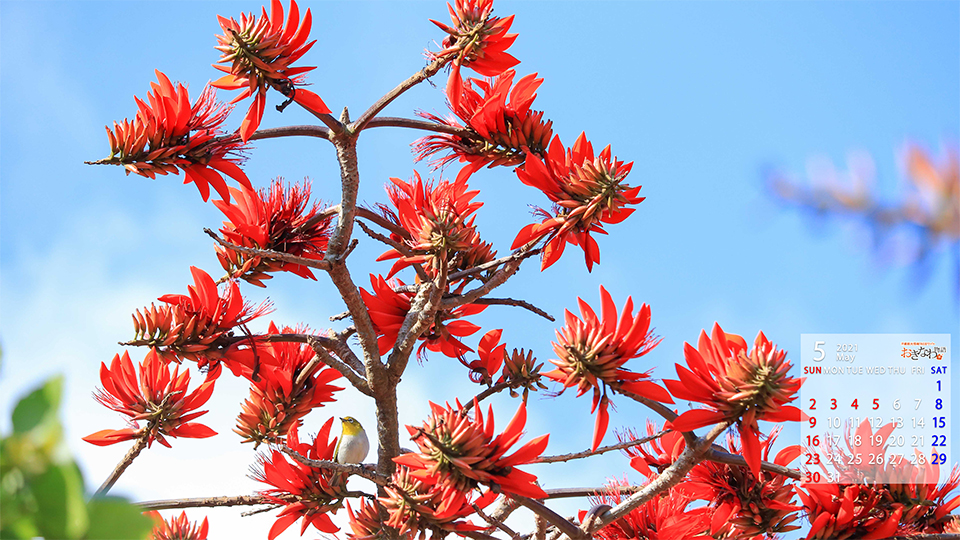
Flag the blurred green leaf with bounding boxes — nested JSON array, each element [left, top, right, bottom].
[[12, 376, 62, 434], [32, 462, 88, 539], [85, 497, 154, 540]]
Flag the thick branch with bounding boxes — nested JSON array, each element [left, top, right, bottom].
[[281, 446, 389, 486], [94, 432, 150, 497], [536, 432, 666, 464], [352, 55, 449, 132]]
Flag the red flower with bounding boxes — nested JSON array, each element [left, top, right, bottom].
[[461, 328, 506, 384], [83, 349, 218, 448], [147, 511, 209, 540], [99, 70, 250, 202], [431, 0, 519, 111], [512, 133, 642, 271], [374, 173, 490, 280], [545, 286, 672, 451], [359, 274, 485, 359], [809, 418, 960, 534], [394, 399, 549, 513], [253, 419, 347, 540], [622, 421, 687, 479], [235, 322, 343, 447], [586, 478, 711, 540], [213, 0, 330, 142], [684, 428, 801, 539], [417, 70, 553, 180], [379, 465, 493, 539], [347, 498, 407, 540], [213, 179, 334, 287], [797, 483, 902, 540], [131, 267, 273, 376], [663, 324, 801, 477]]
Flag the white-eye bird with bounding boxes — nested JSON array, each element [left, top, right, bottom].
[[335, 416, 369, 465]]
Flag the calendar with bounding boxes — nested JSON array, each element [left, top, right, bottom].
[[800, 334, 951, 485]]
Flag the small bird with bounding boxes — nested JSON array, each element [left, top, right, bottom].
[[334, 416, 369, 465]]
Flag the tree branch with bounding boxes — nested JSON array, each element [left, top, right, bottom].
[[137, 494, 274, 511], [248, 125, 332, 142], [536, 432, 666, 464], [468, 297, 554, 322], [280, 446, 389, 486], [94, 431, 150, 497], [512, 496, 585, 540], [705, 447, 801, 480], [203, 228, 331, 271], [447, 248, 541, 282], [460, 382, 512, 413], [352, 55, 449, 132], [364, 117, 471, 137]]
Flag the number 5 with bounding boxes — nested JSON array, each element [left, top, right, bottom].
[[813, 341, 825, 362]]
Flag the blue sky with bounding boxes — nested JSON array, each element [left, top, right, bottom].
[[1, 1, 957, 538]]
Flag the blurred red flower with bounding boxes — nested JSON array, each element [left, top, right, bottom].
[[83, 349, 219, 448], [99, 70, 250, 202], [213, 0, 329, 141], [664, 324, 801, 477], [545, 286, 672, 450], [146, 511, 209, 540], [253, 419, 347, 540], [213, 179, 334, 287], [512, 133, 642, 271]]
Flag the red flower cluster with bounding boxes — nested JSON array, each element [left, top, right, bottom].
[[375, 173, 491, 279], [253, 420, 348, 540], [664, 324, 801, 477], [462, 329, 547, 401], [147, 511, 209, 540], [360, 274, 484, 358], [213, 0, 330, 141], [417, 70, 553, 180], [587, 478, 711, 540], [131, 267, 273, 375], [234, 322, 343, 447], [545, 286, 672, 450], [513, 134, 642, 271], [100, 70, 250, 202], [431, 0, 519, 111], [684, 429, 801, 539], [83, 350, 218, 448], [801, 419, 960, 537], [394, 399, 548, 515], [376, 466, 494, 540], [213, 179, 334, 287]]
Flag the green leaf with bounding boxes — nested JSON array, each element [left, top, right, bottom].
[[32, 462, 88, 539], [85, 497, 154, 540], [12, 376, 63, 434]]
